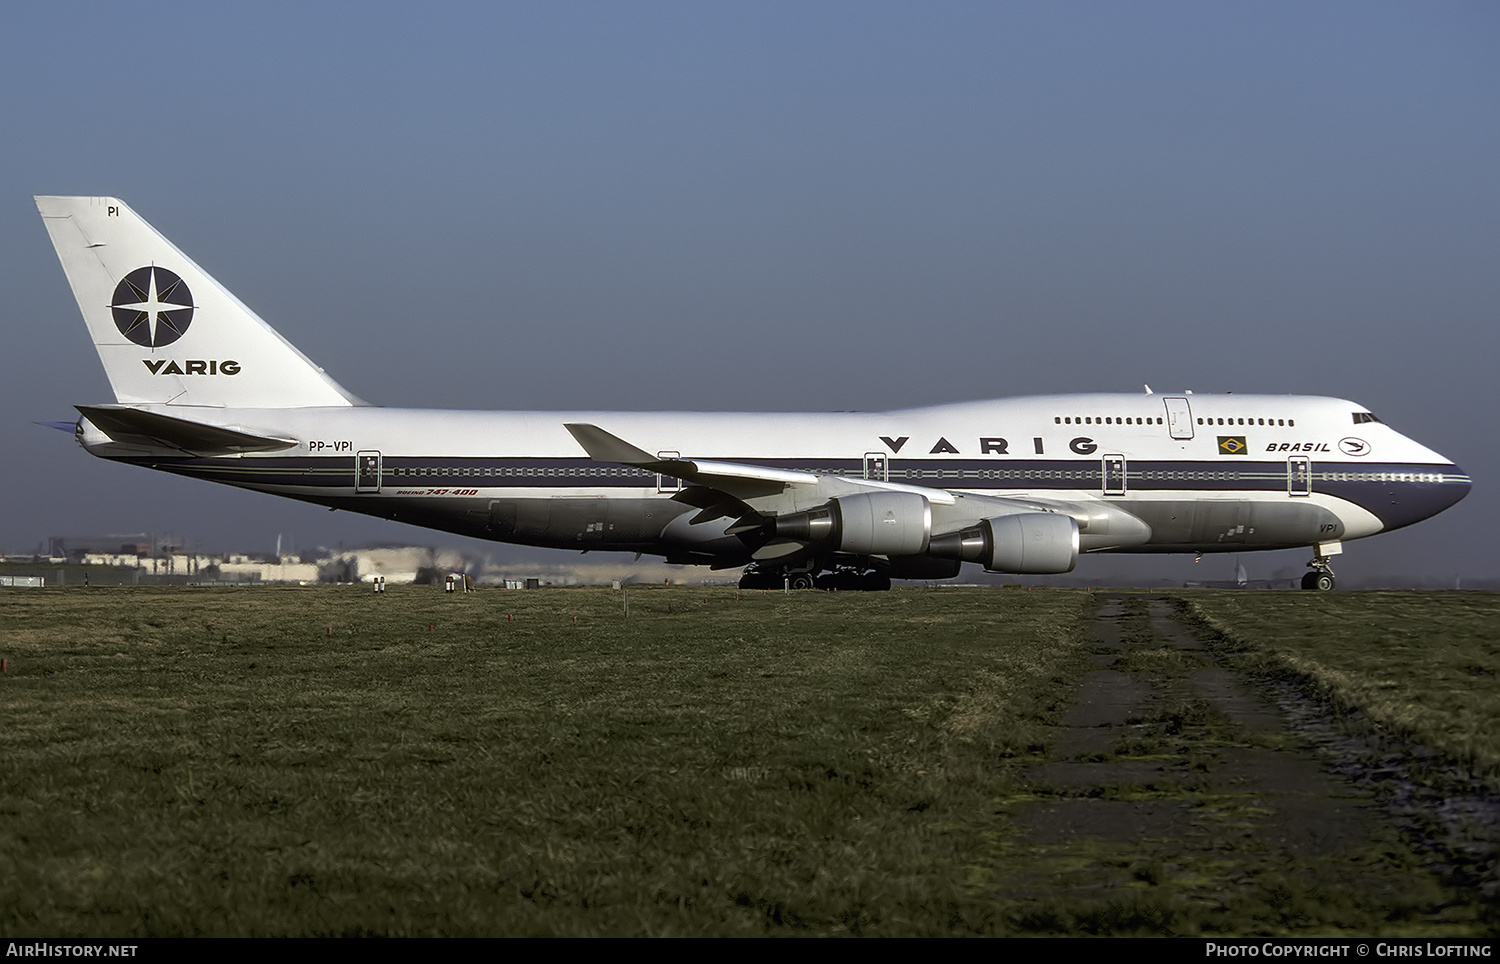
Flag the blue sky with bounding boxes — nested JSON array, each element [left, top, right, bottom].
[[3, 1, 1496, 583]]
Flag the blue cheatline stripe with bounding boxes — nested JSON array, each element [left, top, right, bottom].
[[123, 454, 1468, 494]]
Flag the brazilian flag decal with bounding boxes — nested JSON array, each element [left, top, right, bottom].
[[1218, 436, 1248, 456]]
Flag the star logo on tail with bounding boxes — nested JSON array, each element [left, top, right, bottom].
[[110, 266, 195, 348]]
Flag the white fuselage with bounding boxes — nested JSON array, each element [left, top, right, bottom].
[[82, 392, 1470, 570]]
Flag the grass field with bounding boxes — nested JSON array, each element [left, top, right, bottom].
[[0, 585, 1493, 936], [1, 585, 1099, 936], [1186, 592, 1500, 779]]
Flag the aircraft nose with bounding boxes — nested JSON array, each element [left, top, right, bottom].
[[1377, 463, 1470, 533], [1445, 464, 1473, 509]]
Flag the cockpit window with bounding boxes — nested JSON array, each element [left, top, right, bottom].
[[1353, 412, 1382, 424]]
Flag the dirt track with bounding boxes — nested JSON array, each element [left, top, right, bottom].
[[992, 594, 1498, 933]]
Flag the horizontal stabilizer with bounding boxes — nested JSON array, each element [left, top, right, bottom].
[[77, 405, 298, 455]]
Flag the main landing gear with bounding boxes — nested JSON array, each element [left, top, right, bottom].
[[738, 564, 891, 591], [738, 566, 812, 590], [816, 568, 892, 592], [1300, 553, 1336, 592]]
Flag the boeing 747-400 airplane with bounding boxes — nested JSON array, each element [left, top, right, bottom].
[[36, 196, 1470, 589]]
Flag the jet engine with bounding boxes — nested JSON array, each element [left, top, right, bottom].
[[927, 512, 1079, 574], [773, 491, 931, 556]]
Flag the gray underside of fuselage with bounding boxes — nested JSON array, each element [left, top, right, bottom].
[[1111, 499, 1344, 553], [309, 493, 746, 561], [303, 491, 1346, 560]]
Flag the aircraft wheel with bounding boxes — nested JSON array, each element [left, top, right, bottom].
[[1301, 571, 1336, 591], [738, 571, 776, 590], [819, 570, 865, 591], [789, 573, 816, 591]]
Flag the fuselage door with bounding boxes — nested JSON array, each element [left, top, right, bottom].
[[1102, 454, 1127, 496], [656, 451, 682, 493], [356, 450, 382, 493], [863, 452, 889, 482], [1288, 456, 1311, 497], [1163, 396, 1194, 440]]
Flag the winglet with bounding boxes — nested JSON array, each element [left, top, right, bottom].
[[564, 423, 660, 467], [563, 423, 811, 500]]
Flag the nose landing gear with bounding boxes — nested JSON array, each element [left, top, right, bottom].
[[1300, 553, 1337, 591]]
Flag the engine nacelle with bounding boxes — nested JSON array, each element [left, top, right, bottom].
[[774, 491, 932, 556], [927, 511, 1079, 574]]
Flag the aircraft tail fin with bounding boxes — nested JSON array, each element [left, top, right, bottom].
[[35, 196, 361, 408]]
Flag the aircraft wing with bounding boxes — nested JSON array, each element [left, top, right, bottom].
[[563, 422, 956, 505], [564, 423, 1153, 556], [77, 405, 299, 456]]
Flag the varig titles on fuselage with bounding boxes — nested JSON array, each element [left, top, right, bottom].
[[882, 435, 1075, 456], [876, 435, 1337, 457]]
